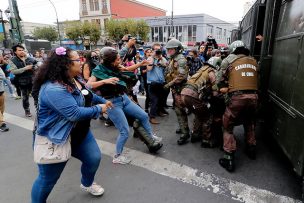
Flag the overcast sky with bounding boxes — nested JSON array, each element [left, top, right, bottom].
[[0, 0, 249, 24]]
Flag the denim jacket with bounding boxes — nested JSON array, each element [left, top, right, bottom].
[[36, 81, 106, 145]]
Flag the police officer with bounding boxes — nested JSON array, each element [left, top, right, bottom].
[[181, 63, 216, 147], [164, 39, 190, 145], [217, 41, 259, 172], [207, 57, 225, 148]]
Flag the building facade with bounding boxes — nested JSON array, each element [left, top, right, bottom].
[[21, 22, 55, 37], [140, 14, 236, 46], [79, 0, 166, 44]]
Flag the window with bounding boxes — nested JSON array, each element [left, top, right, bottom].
[[207, 25, 213, 36], [82, 0, 88, 15], [188, 25, 192, 41], [216, 27, 222, 39], [159, 27, 163, 42], [101, 0, 109, 14], [92, 19, 101, 28], [89, 0, 99, 11]]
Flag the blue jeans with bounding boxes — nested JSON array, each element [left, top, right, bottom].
[[107, 94, 152, 155], [3, 77, 14, 95], [31, 130, 101, 203]]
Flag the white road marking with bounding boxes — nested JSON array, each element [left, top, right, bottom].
[[4, 113, 302, 203]]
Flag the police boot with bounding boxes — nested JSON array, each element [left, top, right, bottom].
[[201, 139, 216, 148], [133, 120, 163, 153], [176, 129, 182, 134], [190, 132, 202, 143], [219, 152, 235, 172], [245, 145, 256, 160], [177, 127, 190, 145]]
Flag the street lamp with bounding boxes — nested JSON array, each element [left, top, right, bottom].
[[0, 9, 8, 48], [48, 0, 62, 46]]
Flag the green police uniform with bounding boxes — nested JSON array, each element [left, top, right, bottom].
[[165, 39, 190, 145]]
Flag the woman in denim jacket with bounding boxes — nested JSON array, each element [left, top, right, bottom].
[[31, 47, 112, 203]]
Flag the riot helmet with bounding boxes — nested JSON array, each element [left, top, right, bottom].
[[207, 57, 222, 70], [229, 40, 246, 54], [166, 39, 183, 57]]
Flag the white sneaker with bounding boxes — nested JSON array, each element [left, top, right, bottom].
[[112, 154, 131, 164], [10, 93, 16, 98], [80, 182, 104, 196], [152, 134, 163, 142]]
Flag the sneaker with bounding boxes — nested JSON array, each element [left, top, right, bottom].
[[80, 182, 104, 196], [104, 119, 113, 127], [0, 123, 9, 132], [15, 96, 21, 100], [112, 154, 131, 164], [10, 93, 17, 98], [152, 134, 163, 142]]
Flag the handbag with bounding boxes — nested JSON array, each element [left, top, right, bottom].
[[33, 134, 71, 164]]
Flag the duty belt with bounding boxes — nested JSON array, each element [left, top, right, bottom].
[[184, 84, 198, 92], [229, 90, 257, 96]]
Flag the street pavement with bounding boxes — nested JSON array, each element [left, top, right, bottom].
[[0, 94, 302, 203]]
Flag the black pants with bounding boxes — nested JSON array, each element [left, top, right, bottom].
[[20, 84, 32, 112], [148, 82, 166, 118]]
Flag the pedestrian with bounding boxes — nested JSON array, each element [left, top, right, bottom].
[[164, 39, 190, 145], [187, 49, 204, 77], [9, 44, 37, 117], [0, 65, 9, 132], [146, 43, 168, 124], [217, 41, 259, 172], [0, 54, 16, 98], [88, 47, 163, 164], [31, 47, 112, 202], [82, 51, 99, 81]]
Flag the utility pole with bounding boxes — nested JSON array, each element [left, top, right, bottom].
[[6, 0, 24, 45], [171, 0, 174, 37], [48, 0, 62, 46]]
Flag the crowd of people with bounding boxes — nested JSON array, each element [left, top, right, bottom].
[[0, 34, 259, 202]]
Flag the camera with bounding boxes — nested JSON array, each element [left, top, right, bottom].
[[206, 36, 218, 49], [186, 56, 193, 61], [135, 38, 144, 45], [123, 35, 145, 45], [155, 49, 162, 55]]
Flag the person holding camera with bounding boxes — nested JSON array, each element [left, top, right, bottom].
[[9, 44, 38, 117], [187, 49, 204, 77], [146, 43, 168, 124]]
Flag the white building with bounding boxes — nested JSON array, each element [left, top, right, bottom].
[[79, 0, 111, 38], [139, 14, 236, 46], [21, 21, 56, 37]]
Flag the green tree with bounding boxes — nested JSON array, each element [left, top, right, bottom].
[[0, 33, 4, 43], [105, 19, 150, 42], [65, 21, 101, 46], [32, 26, 58, 42]]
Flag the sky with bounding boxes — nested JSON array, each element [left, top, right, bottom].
[[0, 0, 249, 24]]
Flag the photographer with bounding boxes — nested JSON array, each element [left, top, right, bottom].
[[146, 43, 168, 124], [187, 49, 203, 77], [204, 36, 218, 61], [9, 44, 37, 117], [119, 34, 143, 66]]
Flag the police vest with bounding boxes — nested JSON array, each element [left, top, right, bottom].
[[187, 65, 213, 93], [165, 54, 187, 84], [228, 56, 258, 92]]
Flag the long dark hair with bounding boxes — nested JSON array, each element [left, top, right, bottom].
[[33, 47, 75, 95]]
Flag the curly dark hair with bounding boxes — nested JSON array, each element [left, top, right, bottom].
[[32, 47, 75, 102]]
